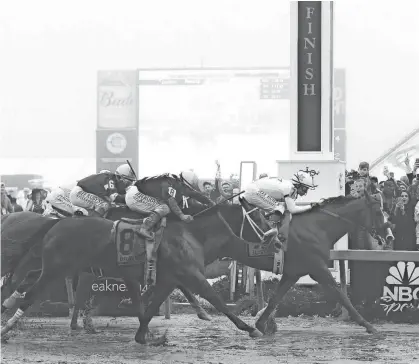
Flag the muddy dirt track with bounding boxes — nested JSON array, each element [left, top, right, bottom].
[[2, 314, 419, 364]]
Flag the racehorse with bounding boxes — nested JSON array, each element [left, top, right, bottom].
[[131, 190, 392, 342], [1, 202, 269, 343], [2, 190, 391, 344], [1, 209, 212, 331]]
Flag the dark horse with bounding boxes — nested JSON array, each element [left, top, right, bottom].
[[1, 208, 213, 331], [1, 203, 270, 343], [2, 190, 391, 344]]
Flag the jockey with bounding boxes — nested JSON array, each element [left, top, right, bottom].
[[69, 164, 135, 217], [243, 169, 317, 249], [44, 182, 77, 218], [125, 170, 214, 239]]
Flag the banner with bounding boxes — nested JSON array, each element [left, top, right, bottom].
[[97, 70, 138, 129], [96, 129, 139, 173]]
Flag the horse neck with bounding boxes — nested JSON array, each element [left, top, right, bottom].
[[313, 200, 366, 247]]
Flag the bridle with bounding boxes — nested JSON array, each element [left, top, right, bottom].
[[316, 196, 387, 244]]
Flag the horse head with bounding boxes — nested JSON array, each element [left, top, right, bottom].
[[314, 192, 394, 247]]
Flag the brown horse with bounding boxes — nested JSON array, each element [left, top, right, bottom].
[[1, 203, 268, 343], [132, 190, 392, 342]]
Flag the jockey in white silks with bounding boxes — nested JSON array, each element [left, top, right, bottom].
[[43, 181, 78, 217], [242, 169, 318, 251]]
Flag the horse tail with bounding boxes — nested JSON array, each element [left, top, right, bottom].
[[1, 214, 60, 284]]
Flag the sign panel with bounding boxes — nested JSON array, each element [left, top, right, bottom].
[[260, 78, 290, 99], [380, 261, 419, 316], [96, 129, 139, 173], [97, 70, 138, 129], [333, 68, 346, 162], [297, 1, 322, 152]]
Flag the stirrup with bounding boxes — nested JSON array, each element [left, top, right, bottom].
[[139, 228, 155, 240]]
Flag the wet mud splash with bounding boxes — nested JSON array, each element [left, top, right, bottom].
[[2, 314, 419, 363]]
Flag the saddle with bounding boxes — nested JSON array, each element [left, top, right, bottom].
[[239, 197, 285, 275], [111, 216, 167, 288]]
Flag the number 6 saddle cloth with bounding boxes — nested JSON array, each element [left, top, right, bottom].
[[111, 217, 166, 287]]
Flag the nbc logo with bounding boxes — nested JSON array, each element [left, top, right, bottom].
[[380, 262, 419, 315]]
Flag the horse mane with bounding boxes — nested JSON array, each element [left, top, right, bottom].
[[309, 195, 357, 211]]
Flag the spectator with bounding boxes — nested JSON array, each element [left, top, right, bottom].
[[17, 187, 31, 210], [26, 189, 47, 214], [389, 191, 416, 251], [215, 181, 234, 204], [203, 182, 213, 198], [9, 196, 23, 212], [1, 182, 14, 215], [382, 169, 398, 213], [213, 160, 234, 204]]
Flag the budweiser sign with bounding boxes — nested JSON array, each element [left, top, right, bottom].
[[99, 90, 133, 107], [97, 70, 138, 129]]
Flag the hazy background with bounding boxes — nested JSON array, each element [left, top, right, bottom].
[[1, 0, 418, 183]]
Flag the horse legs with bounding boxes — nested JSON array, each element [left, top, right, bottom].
[[135, 276, 177, 344], [175, 268, 262, 339], [1, 269, 42, 313], [177, 285, 211, 321], [73, 272, 97, 333], [255, 274, 299, 334], [309, 263, 377, 334], [1, 269, 58, 335]]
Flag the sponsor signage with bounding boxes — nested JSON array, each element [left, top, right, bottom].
[[380, 261, 419, 315], [97, 70, 139, 129], [96, 129, 138, 173]]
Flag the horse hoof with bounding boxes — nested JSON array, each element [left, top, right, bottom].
[[197, 311, 211, 321], [70, 324, 82, 331], [367, 327, 378, 334], [249, 328, 263, 338], [135, 333, 147, 344]]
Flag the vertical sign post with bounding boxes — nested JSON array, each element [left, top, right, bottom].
[[290, 1, 334, 161], [333, 69, 346, 162], [96, 70, 139, 173]]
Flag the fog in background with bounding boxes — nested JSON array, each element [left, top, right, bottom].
[[1, 0, 418, 183]]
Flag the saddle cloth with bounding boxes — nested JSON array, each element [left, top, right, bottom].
[[112, 217, 166, 284], [113, 219, 147, 266]]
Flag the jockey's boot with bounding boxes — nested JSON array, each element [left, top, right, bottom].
[[138, 212, 161, 240]]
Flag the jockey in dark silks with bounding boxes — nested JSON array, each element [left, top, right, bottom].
[[69, 164, 134, 217], [125, 170, 214, 239]]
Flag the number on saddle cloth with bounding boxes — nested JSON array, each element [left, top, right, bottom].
[[114, 220, 147, 267]]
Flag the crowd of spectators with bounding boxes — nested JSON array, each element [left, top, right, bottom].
[[345, 155, 419, 251], [0, 182, 48, 216]]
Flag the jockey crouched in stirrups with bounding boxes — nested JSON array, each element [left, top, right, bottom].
[[243, 168, 319, 251], [69, 164, 134, 217], [125, 170, 214, 239]]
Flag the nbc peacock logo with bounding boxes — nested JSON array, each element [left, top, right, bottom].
[[380, 261, 419, 315]]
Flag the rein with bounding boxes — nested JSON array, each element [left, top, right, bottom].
[[239, 206, 264, 241]]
